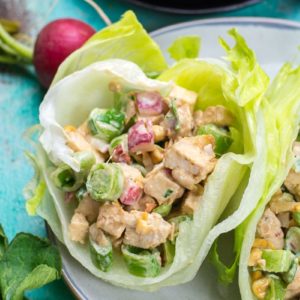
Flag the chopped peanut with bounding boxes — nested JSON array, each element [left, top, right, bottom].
[[142, 152, 154, 172], [141, 212, 148, 221], [248, 248, 262, 267], [294, 204, 300, 212], [252, 277, 270, 299], [253, 238, 275, 250], [150, 147, 164, 164], [64, 125, 76, 132], [136, 218, 150, 234], [153, 125, 166, 142], [251, 271, 263, 281]]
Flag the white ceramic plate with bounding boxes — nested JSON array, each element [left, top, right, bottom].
[[54, 17, 300, 300]]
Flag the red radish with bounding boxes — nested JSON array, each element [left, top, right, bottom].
[[136, 91, 164, 116], [128, 120, 155, 153], [120, 181, 143, 205], [34, 19, 95, 88], [112, 144, 131, 164]]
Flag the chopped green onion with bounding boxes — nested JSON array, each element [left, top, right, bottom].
[[89, 234, 113, 272], [197, 124, 233, 156], [121, 245, 161, 277], [153, 204, 172, 217], [265, 275, 286, 300], [285, 227, 300, 254], [161, 240, 175, 266], [86, 163, 124, 201], [51, 164, 83, 192], [76, 186, 88, 201], [88, 108, 125, 142]]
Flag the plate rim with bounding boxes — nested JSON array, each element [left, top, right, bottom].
[[60, 16, 300, 300], [124, 0, 260, 15], [150, 16, 300, 38]]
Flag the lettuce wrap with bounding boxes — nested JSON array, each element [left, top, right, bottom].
[[237, 64, 300, 300], [24, 11, 272, 291]]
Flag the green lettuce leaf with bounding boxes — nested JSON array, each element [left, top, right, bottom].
[[239, 63, 300, 300], [23, 126, 47, 216], [52, 11, 167, 85], [0, 232, 61, 300], [168, 36, 200, 61], [24, 151, 46, 216]]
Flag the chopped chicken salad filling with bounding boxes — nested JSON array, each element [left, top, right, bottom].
[[249, 141, 300, 300], [51, 83, 235, 277]]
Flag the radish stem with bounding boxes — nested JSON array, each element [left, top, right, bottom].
[[83, 0, 112, 26], [0, 39, 19, 56], [0, 18, 20, 34], [0, 24, 33, 61], [0, 54, 31, 64]]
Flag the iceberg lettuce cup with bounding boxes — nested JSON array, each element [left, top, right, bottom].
[[25, 11, 274, 290], [236, 64, 300, 300]]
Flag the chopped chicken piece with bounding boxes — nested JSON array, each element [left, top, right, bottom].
[[284, 169, 300, 201], [293, 141, 300, 157], [181, 186, 204, 215], [138, 114, 165, 125], [124, 211, 172, 249], [97, 202, 128, 239], [161, 104, 194, 138], [125, 100, 136, 124], [176, 104, 194, 137], [127, 195, 158, 213], [111, 235, 123, 249], [89, 223, 110, 247], [285, 267, 300, 299], [64, 126, 104, 162], [168, 85, 197, 109], [193, 105, 234, 127], [277, 212, 290, 228], [256, 208, 284, 250], [171, 168, 197, 191], [269, 190, 299, 213], [144, 165, 184, 205], [69, 213, 89, 244], [119, 164, 144, 188], [75, 195, 100, 223], [164, 135, 216, 189]]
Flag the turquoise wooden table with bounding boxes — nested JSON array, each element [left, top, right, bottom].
[[1, 0, 300, 298]]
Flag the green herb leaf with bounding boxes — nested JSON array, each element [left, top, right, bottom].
[[163, 189, 174, 198], [0, 233, 61, 300]]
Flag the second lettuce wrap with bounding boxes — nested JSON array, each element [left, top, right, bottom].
[[238, 64, 300, 300]]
